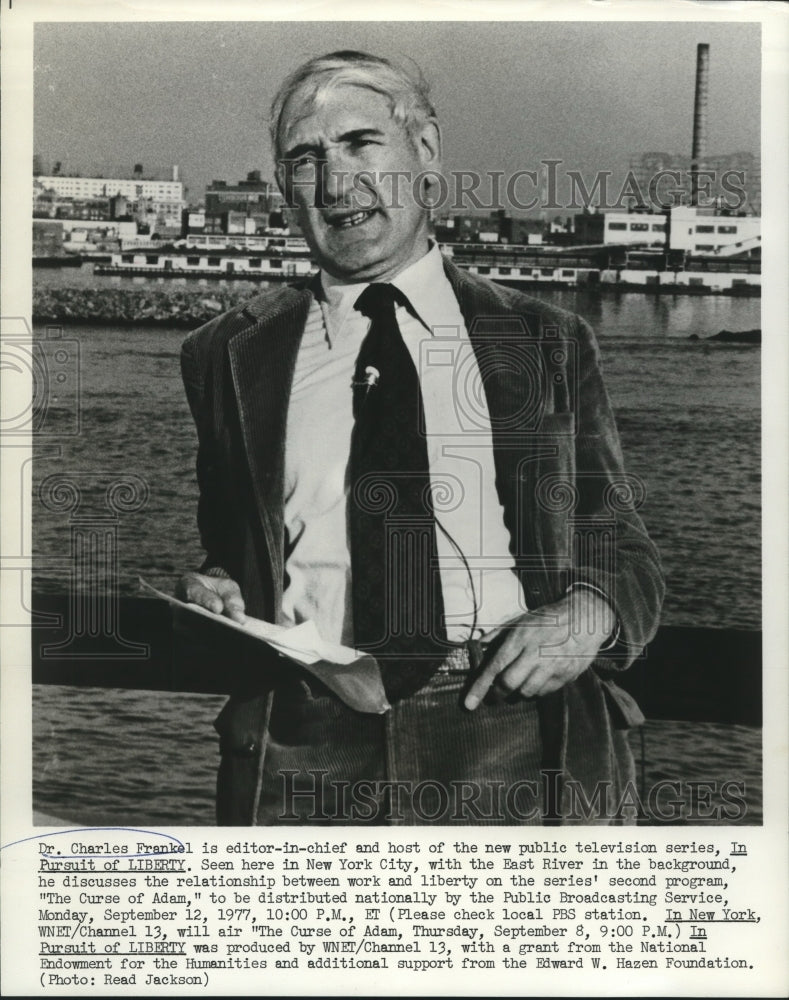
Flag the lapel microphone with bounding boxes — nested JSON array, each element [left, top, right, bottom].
[[352, 366, 380, 396]]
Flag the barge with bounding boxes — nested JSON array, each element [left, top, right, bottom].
[[92, 238, 761, 296]]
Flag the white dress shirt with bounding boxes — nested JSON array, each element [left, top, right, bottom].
[[281, 245, 528, 646]]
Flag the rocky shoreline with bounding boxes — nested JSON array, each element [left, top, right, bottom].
[[32, 286, 259, 327], [33, 287, 764, 344]]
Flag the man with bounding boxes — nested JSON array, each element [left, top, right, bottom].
[[178, 51, 664, 825]]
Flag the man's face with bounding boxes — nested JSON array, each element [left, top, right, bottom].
[[277, 83, 441, 283]]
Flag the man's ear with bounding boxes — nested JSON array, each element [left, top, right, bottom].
[[415, 117, 442, 173], [274, 161, 288, 200]]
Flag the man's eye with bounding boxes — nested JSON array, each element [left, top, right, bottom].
[[289, 156, 323, 180], [294, 155, 318, 170]]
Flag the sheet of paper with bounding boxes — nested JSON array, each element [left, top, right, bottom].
[[139, 579, 390, 713]]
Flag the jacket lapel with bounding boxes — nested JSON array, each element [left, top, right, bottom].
[[442, 255, 542, 430], [441, 255, 558, 589], [227, 283, 314, 617], [442, 259, 568, 786]]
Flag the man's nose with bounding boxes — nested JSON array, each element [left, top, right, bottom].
[[318, 147, 356, 205]]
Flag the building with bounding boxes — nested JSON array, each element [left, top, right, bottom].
[[36, 164, 184, 203], [205, 171, 273, 214], [33, 217, 138, 255], [572, 209, 605, 245], [434, 212, 505, 243], [433, 210, 546, 245], [667, 206, 761, 255], [202, 172, 287, 235], [598, 206, 760, 256], [33, 178, 61, 219], [34, 164, 185, 233], [602, 210, 668, 247], [33, 220, 65, 256]]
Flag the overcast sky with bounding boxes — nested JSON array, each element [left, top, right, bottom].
[[33, 20, 761, 206]]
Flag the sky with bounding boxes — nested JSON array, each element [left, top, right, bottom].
[[33, 19, 761, 209]]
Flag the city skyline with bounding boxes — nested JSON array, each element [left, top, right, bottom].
[[33, 20, 760, 208]]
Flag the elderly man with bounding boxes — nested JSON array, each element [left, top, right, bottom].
[[178, 50, 664, 825]]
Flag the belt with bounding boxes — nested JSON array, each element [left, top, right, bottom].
[[273, 638, 485, 707], [436, 638, 484, 673]]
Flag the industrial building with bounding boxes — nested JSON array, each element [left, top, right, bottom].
[[594, 206, 760, 255], [34, 164, 186, 232], [667, 206, 760, 255], [574, 43, 760, 259], [602, 212, 668, 246], [36, 164, 184, 203], [196, 172, 288, 235]]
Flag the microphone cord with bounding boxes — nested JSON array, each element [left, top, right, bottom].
[[434, 514, 479, 644]]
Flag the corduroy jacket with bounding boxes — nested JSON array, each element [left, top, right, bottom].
[[180, 255, 665, 824]]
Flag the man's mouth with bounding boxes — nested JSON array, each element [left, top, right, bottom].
[[326, 209, 377, 230]]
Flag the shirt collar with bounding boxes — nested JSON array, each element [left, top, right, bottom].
[[319, 243, 454, 346]]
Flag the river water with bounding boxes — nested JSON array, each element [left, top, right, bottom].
[[31, 274, 762, 825]]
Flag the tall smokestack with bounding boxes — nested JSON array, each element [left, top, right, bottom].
[[690, 43, 710, 207]]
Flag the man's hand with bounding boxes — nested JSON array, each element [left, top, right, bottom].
[[464, 589, 615, 709], [176, 572, 247, 624]]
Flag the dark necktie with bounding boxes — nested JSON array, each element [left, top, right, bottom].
[[348, 283, 447, 702]]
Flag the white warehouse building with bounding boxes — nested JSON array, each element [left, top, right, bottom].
[[36, 169, 183, 205], [603, 213, 668, 246], [603, 207, 760, 255], [667, 206, 761, 255]]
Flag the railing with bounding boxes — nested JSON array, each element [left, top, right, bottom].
[[28, 594, 761, 727]]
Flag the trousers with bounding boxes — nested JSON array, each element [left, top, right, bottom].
[[215, 646, 639, 826], [242, 646, 544, 826]]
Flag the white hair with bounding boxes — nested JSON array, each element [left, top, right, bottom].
[[269, 50, 436, 160]]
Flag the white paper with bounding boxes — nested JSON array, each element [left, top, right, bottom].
[[139, 578, 368, 669]]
